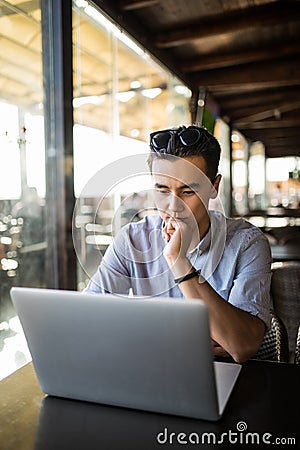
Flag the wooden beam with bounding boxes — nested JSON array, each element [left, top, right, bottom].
[[181, 42, 300, 72], [265, 147, 299, 158], [213, 83, 300, 96], [219, 88, 300, 110], [265, 140, 299, 147], [156, 2, 300, 48], [240, 133, 299, 157], [237, 129, 300, 147], [241, 137, 297, 148], [192, 59, 300, 90], [119, 0, 160, 10], [228, 102, 300, 118], [243, 127, 299, 139], [262, 137, 299, 147], [234, 119, 300, 129], [265, 147, 299, 155], [234, 101, 300, 124]]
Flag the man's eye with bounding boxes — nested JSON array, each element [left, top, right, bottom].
[[182, 190, 194, 195], [156, 189, 169, 194]]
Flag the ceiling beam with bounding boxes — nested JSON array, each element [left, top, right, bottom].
[[91, 0, 193, 89], [234, 119, 300, 129], [181, 41, 300, 72], [264, 142, 299, 150], [211, 82, 300, 95], [230, 107, 300, 122], [242, 127, 299, 139], [119, 0, 160, 10], [265, 149, 299, 158], [265, 147, 299, 158], [219, 87, 300, 110], [193, 59, 300, 90], [233, 101, 300, 124], [261, 137, 299, 147], [155, 2, 300, 48]]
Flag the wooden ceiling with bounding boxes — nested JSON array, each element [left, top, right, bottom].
[[97, 0, 300, 158]]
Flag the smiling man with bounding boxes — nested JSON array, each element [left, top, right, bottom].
[[85, 125, 272, 362]]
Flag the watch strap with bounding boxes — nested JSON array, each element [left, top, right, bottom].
[[174, 269, 200, 285]]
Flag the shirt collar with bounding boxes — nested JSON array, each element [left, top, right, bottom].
[[189, 228, 211, 255], [188, 210, 220, 255]]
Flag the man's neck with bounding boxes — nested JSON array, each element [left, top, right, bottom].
[[189, 214, 211, 251]]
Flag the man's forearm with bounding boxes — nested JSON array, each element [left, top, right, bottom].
[[170, 260, 265, 363]]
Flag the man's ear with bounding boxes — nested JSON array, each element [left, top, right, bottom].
[[210, 174, 222, 199]]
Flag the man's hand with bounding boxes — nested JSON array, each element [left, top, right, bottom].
[[162, 219, 194, 277], [211, 339, 231, 359]]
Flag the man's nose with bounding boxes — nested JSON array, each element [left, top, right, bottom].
[[168, 194, 185, 213]]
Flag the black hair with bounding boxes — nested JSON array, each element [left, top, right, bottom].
[[148, 125, 221, 182]]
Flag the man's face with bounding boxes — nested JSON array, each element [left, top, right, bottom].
[[151, 155, 220, 238]]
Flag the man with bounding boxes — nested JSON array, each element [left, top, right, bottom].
[[85, 125, 272, 363]]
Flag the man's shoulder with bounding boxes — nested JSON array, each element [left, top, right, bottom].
[[225, 215, 269, 252], [226, 215, 260, 232], [210, 210, 268, 245], [211, 209, 253, 230]]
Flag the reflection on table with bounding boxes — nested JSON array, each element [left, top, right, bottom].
[[0, 361, 298, 450]]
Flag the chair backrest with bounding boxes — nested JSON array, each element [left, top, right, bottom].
[[295, 326, 300, 365], [271, 261, 300, 362], [253, 309, 289, 363]]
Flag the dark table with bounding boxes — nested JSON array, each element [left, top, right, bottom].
[[271, 243, 300, 261], [0, 361, 299, 450]]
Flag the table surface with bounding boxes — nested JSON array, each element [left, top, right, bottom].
[[0, 361, 299, 450]]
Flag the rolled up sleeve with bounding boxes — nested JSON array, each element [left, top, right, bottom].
[[228, 232, 272, 328]]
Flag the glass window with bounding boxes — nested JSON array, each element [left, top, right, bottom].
[[72, 1, 191, 290], [0, 0, 45, 379]]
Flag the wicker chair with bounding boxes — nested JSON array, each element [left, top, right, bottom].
[[295, 326, 300, 365], [271, 261, 300, 363], [253, 309, 289, 363]]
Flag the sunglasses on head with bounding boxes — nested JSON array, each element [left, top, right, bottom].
[[150, 126, 204, 150]]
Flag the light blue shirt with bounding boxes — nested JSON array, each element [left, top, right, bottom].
[[85, 210, 272, 327]]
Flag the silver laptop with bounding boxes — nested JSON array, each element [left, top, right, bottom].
[[10, 287, 241, 421]]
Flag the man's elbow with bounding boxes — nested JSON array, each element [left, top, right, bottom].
[[230, 338, 264, 364]]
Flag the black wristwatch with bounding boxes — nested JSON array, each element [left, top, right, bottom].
[[174, 269, 201, 285]]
